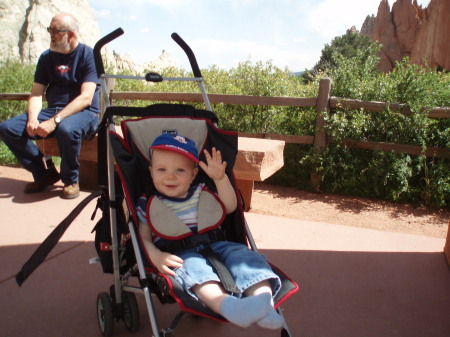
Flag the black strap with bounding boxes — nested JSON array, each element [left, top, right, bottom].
[[159, 229, 224, 253], [199, 245, 242, 294], [16, 191, 101, 286]]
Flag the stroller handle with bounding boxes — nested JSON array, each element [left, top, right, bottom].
[[171, 32, 202, 78], [93, 28, 125, 78]]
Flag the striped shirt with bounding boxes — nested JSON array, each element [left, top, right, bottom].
[[137, 183, 204, 245]]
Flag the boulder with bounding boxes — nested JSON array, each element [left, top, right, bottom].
[[0, 0, 176, 74], [360, 0, 449, 72], [0, 0, 101, 64], [410, 0, 450, 71]]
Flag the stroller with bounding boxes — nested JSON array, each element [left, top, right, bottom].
[[17, 29, 299, 337]]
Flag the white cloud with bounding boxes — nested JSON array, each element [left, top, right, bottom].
[[307, 0, 381, 39], [117, 14, 137, 21], [131, 0, 203, 15], [170, 38, 319, 71], [306, 0, 431, 40], [92, 8, 112, 20], [292, 37, 306, 43]]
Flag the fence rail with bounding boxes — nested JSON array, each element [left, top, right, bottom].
[[106, 79, 449, 161], [3, 92, 448, 118]]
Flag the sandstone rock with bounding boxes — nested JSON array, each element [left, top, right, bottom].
[[392, 0, 422, 56], [146, 50, 178, 71], [0, 0, 101, 64], [0, 0, 30, 61], [110, 50, 177, 75], [360, 0, 449, 72], [0, 0, 176, 74], [234, 137, 285, 182], [366, 0, 404, 71], [360, 15, 376, 36], [411, 0, 450, 71]]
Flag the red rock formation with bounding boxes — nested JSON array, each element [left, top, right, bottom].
[[361, 0, 449, 72], [411, 0, 450, 71]]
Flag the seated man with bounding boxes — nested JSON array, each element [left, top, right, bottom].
[[0, 13, 100, 199]]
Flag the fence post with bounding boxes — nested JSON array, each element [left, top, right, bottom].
[[100, 77, 115, 119], [310, 78, 331, 191]]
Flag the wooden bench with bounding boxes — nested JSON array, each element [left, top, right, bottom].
[[36, 136, 284, 211]]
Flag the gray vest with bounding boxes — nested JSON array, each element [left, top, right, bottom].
[[146, 189, 226, 240]]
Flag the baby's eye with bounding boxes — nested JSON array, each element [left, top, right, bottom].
[[157, 168, 166, 172], [176, 168, 186, 173]]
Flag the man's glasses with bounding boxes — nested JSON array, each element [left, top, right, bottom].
[[47, 27, 70, 35]]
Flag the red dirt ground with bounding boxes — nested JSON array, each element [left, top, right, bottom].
[[2, 164, 448, 239], [249, 182, 449, 238]]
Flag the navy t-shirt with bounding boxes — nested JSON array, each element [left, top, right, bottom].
[[34, 43, 100, 113]]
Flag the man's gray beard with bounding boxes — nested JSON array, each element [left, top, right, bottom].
[[50, 37, 71, 53]]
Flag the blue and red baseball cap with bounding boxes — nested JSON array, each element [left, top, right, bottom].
[[150, 133, 199, 163]]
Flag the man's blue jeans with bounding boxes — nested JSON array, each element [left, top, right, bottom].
[[0, 107, 99, 185]]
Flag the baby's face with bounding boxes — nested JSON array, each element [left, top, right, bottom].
[[150, 149, 198, 198]]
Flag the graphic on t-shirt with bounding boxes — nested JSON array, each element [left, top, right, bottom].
[[55, 65, 71, 74]]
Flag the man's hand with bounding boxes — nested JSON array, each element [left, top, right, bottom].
[[34, 118, 57, 138], [26, 118, 41, 137]]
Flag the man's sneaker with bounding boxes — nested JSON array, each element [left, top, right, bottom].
[[62, 183, 80, 199], [24, 167, 60, 193]]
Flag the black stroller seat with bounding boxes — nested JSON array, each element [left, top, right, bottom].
[[103, 103, 299, 336]]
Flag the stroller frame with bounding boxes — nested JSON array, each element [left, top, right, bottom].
[[93, 29, 298, 337]]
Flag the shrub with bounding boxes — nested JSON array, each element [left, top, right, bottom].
[[303, 48, 450, 209], [0, 46, 448, 209], [0, 59, 35, 121]]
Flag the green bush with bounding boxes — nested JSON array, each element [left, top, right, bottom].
[[302, 48, 450, 209], [0, 45, 448, 209], [113, 60, 317, 134], [0, 59, 35, 121], [0, 59, 36, 165]]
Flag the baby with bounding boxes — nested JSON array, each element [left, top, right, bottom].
[[137, 132, 283, 329]]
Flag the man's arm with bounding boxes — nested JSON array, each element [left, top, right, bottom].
[[56, 81, 97, 120], [26, 83, 45, 137], [34, 81, 97, 138]]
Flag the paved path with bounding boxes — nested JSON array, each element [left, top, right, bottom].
[[0, 165, 449, 337]]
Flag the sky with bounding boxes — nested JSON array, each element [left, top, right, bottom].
[[87, 0, 431, 72]]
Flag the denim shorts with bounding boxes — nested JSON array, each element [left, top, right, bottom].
[[173, 241, 281, 300]]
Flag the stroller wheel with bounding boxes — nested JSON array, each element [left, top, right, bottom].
[[122, 291, 140, 332], [97, 292, 114, 337]]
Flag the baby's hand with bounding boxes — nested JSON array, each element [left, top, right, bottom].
[[153, 251, 183, 276], [199, 148, 227, 181]]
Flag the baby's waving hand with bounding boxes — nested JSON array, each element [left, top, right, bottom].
[[199, 147, 227, 181], [199, 147, 237, 214]]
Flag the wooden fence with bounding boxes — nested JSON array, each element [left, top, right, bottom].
[[1, 78, 449, 162]]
